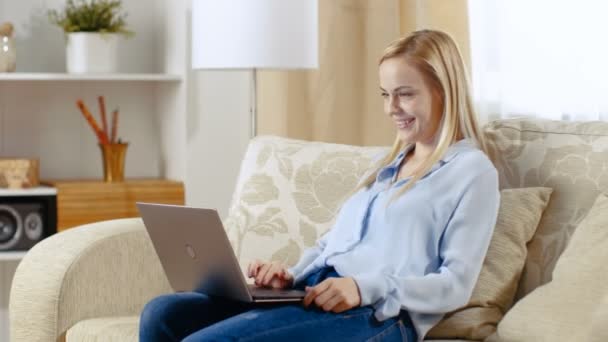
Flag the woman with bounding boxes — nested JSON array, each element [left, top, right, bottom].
[[140, 29, 500, 342]]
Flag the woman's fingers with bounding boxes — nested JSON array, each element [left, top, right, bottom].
[[262, 263, 281, 286], [331, 301, 351, 313], [251, 261, 291, 288], [303, 278, 358, 312], [303, 279, 331, 307], [255, 263, 272, 285], [321, 292, 344, 312], [315, 289, 337, 310], [247, 260, 262, 278], [282, 269, 294, 284]]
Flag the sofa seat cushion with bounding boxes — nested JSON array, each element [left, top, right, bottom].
[[66, 316, 139, 342], [65, 315, 473, 341]]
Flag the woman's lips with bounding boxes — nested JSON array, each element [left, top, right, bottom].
[[395, 117, 415, 129]]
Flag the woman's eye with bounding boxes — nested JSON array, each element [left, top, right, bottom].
[[399, 93, 414, 97], [380, 93, 389, 98]]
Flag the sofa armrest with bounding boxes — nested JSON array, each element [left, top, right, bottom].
[[9, 218, 172, 342]]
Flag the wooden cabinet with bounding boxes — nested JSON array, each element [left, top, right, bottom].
[[43, 179, 184, 231]]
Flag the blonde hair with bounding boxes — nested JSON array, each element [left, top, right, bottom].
[[355, 29, 486, 200]]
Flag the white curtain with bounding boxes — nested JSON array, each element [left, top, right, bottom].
[[468, 0, 608, 122]]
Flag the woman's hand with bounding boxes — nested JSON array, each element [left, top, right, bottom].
[[247, 259, 294, 289], [303, 277, 361, 313]]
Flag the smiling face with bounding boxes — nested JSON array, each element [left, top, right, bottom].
[[379, 57, 444, 147]]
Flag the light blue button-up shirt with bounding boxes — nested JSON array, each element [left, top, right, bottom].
[[288, 139, 500, 341]]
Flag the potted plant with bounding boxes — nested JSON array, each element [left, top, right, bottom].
[[48, 0, 133, 73]]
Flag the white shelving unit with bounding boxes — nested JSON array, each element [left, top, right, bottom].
[[0, 0, 190, 340], [0, 252, 27, 261], [0, 73, 183, 81]]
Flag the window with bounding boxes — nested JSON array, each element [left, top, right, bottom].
[[468, 0, 608, 122]]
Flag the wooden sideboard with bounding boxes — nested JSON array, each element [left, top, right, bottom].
[[42, 178, 185, 231]]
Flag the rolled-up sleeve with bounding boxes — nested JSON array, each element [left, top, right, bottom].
[[287, 230, 331, 283]]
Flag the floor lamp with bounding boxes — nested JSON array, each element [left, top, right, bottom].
[[191, 0, 319, 138]]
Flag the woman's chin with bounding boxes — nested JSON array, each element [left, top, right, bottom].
[[397, 130, 417, 144]]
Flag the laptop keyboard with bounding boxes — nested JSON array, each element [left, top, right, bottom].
[[248, 285, 305, 299]]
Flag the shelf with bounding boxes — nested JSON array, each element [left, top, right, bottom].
[[0, 186, 57, 197], [0, 251, 28, 261], [0, 73, 183, 82]]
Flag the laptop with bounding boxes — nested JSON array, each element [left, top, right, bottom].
[[137, 202, 306, 303]]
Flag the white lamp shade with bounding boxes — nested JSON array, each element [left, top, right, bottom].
[[192, 0, 319, 70]]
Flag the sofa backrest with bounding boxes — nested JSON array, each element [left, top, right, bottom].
[[225, 119, 608, 299], [483, 118, 608, 299], [223, 136, 388, 273]]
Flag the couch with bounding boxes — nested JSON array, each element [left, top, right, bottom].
[[9, 118, 608, 341]]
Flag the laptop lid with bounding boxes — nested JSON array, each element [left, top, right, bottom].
[[136, 202, 253, 302]]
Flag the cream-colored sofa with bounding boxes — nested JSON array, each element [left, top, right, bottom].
[[9, 118, 608, 342]]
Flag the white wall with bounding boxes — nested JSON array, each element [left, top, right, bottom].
[[185, 70, 251, 218]]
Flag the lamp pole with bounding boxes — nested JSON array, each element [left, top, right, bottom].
[[250, 69, 257, 138]]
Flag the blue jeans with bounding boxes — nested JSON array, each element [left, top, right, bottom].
[[139, 267, 417, 341]]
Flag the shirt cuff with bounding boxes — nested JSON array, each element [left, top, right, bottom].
[[287, 265, 308, 285], [286, 266, 298, 280], [353, 273, 387, 306]]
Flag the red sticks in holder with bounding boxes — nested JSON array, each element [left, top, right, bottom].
[[76, 96, 120, 144]]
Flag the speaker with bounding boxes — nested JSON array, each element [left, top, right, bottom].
[[0, 187, 57, 251]]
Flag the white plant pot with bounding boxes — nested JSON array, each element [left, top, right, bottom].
[[66, 32, 119, 73]]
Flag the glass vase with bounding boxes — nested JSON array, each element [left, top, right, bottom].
[[0, 35, 16, 72], [99, 143, 128, 182]]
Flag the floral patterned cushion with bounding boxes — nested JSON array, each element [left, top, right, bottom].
[[483, 118, 608, 299], [223, 136, 388, 275]]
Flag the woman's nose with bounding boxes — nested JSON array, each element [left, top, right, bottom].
[[389, 95, 400, 112]]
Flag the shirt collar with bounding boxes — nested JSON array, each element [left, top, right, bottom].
[[376, 139, 475, 183], [440, 138, 475, 164]]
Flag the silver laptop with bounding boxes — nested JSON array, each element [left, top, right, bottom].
[[137, 202, 306, 303]]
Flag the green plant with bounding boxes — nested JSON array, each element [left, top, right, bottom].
[[48, 0, 133, 35]]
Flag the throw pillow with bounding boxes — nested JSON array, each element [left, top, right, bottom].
[[487, 192, 608, 342], [427, 187, 553, 340]]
